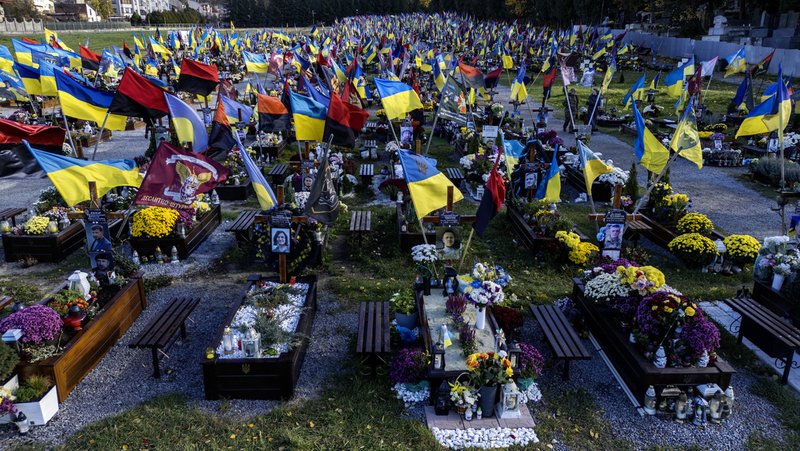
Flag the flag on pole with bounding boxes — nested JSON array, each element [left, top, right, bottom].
[[670, 97, 703, 169], [622, 75, 646, 108], [164, 92, 209, 151], [473, 151, 507, 236], [53, 70, 127, 130], [750, 49, 775, 77], [724, 47, 746, 78], [289, 90, 327, 142], [509, 64, 528, 102], [535, 145, 561, 203], [577, 140, 613, 194], [632, 99, 670, 173], [398, 150, 463, 218], [700, 57, 718, 77], [374, 78, 423, 120], [735, 65, 791, 138], [234, 131, 276, 210]]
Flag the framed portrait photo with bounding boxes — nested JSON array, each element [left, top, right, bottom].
[[436, 227, 462, 261], [271, 228, 291, 254]]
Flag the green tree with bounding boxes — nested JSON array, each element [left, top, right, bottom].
[[3, 0, 41, 20], [130, 11, 142, 25], [89, 0, 114, 20]]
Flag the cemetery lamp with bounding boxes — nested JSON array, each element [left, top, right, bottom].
[[508, 341, 521, 370], [223, 327, 235, 355], [47, 220, 58, 234], [674, 391, 689, 423], [14, 411, 29, 434], [67, 270, 91, 298], [0, 219, 10, 233], [210, 190, 220, 206], [58, 216, 70, 231], [434, 380, 450, 416], [432, 341, 446, 371], [242, 327, 261, 358], [497, 381, 521, 419], [643, 385, 657, 415], [2, 329, 23, 353]]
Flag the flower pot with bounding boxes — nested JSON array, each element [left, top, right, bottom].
[[475, 306, 486, 330], [478, 385, 497, 417], [772, 273, 785, 291], [14, 385, 59, 426], [395, 311, 419, 329], [422, 276, 432, 296], [455, 405, 468, 415]]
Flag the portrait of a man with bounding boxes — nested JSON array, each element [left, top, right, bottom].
[[87, 224, 112, 252], [437, 228, 462, 261], [602, 223, 624, 261]]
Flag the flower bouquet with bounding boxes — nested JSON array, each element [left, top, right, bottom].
[[676, 212, 714, 236], [449, 379, 479, 414], [722, 234, 760, 267], [668, 233, 719, 268], [555, 231, 599, 266]]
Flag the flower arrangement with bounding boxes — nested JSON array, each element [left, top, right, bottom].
[[460, 323, 477, 356], [0, 386, 16, 416], [597, 165, 629, 185], [390, 289, 417, 315], [446, 294, 468, 324], [22, 216, 51, 235], [376, 109, 387, 119], [449, 380, 479, 409], [709, 132, 725, 141], [0, 305, 62, 344], [754, 239, 800, 280], [616, 265, 665, 295], [535, 130, 564, 147], [517, 342, 544, 379], [392, 381, 430, 407], [663, 193, 691, 219], [722, 235, 761, 266], [48, 289, 90, 317], [466, 281, 505, 307], [131, 206, 180, 238], [389, 348, 429, 384], [668, 233, 719, 267], [466, 351, 514, 386], [411, 244, 439, 276], [676, 212, 714, 236], [583, 272, 629, 302], [555, 231, 599, 266], [221, 148, 249, 185]]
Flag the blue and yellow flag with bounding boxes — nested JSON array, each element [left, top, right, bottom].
[[289, 90, 327, 142], [670, 97, 703, 169], [509, 64, 528, 102], [663, 65, 685, 98], [535, 144, 561, 203], [622, 75, 645, 109], [0, 45, 14, 73], [577, 140, 613, 193], [164, 92, 208, 151], [54, 70, 127, 130], [724, 48, 746, 78], [149, 37, 172, 55], [680, 57, 695, 78], [25, 141, 142, 206], [14, 62, 42, 96], [234, 132, 276, 210], [37, 60, 59, 97], [398, 150, 463, 218], [374, 78, 424, 120], [736, 65, 792, 138], [243, 51, 268, 73], [221, 95, 253, 124], [632, 99, 670, 173], [432, 61, 446, 91]]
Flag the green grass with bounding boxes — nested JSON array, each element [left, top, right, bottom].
[[0, 31, 137, 53]]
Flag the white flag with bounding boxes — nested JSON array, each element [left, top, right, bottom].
[[700, 57, 718, 77]]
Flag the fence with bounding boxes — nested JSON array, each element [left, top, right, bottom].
[[0, 19, 44, 34], [616, 30, 800, 76]]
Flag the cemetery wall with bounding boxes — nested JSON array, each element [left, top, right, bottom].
[[615, 30, 800, 76]]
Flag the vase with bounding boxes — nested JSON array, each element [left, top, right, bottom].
[[456, 405, 467, 415], [772, 273, 785, 291], [475, 306, 486, 330], [478, 385, 497, 418], [395, 311, 419, 329]]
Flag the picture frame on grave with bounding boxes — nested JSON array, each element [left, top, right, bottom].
[[436, 226, 462, 261], [482, 125, 499, 144], [400, 126, 413, 145], [525, 172, 538, 190], [271, 227, 291, 254], [302, 173, 315, 192], [602, 210, 626, 261]]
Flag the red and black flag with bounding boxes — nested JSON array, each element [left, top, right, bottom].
[[79, 45, 101, 72], [280, 80, 292, 114], [458, 61, 484, 90], [323, 92, 369, 148], [473, 151, 506, 236], [750, 49, 775, 77], [175, 58, 219, 96], [0, 118, 66, 177], [484, 67, 503, 89], [208, 97, 237, 155], [122, 41, 133, 60], [109, 68, 169, 119], [257, 93, 290, 132]]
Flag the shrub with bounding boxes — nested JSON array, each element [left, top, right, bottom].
[[668, 233, 719, 268], [0, 343, 19, 383], [677, 212, 714, 235], [14, 375, 53, 403], [518, 342, 544, 379], [751, 158, 800, 187], [0, 305, 62, 344], [388, 348, 429, 384], [723, 234, 761, 266]]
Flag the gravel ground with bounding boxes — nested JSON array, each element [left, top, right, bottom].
[[0, 272, 357, 449]]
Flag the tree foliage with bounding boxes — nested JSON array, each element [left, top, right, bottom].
[[3, 0, 41, 20], [89, 0, 114, 20], [146, 8, 204, 25]]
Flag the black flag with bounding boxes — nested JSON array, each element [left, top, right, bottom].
[[304, 151, 341, 225]]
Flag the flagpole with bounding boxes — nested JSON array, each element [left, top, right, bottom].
[[457, 228, 475, 273], [631, 150, 681, 216], [91, 110, 111, 160], [587, 89, 602, 130], [62, 115, 79, 159]]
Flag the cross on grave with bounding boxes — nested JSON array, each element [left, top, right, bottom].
[[253, 185, 309, 283], [420, 186, 477, 273], [588, 185, 652, 249], [64, 181, 131, 268]]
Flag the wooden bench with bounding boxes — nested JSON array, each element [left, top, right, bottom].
[[0, 208, 26, 227], [267, 164, 289, 186], [129, 297, 200, 378], [530, 304, 591, 380], [356, 301, 391, 374], [624, 219, 651, 246], [225, 210, 259, 245], [444, 167, 464, 186], [725, 295, 800, 384], [350, 210, 372, 239], [359, 164, 374, 186]]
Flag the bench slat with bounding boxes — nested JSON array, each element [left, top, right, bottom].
[[130, 298, 199, 348], [131, 298, 187, 347], [366, 301, 376, 354], [152, 298, 199, 348], [532, 306, 570, 358], [374, 301, 383, 355], [356, 302, 367, 353], [382, 301, 391, 353], [727, 297, 800, 346], [531, 305, 590, 359]]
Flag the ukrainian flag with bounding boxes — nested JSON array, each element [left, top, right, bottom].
[[25, 141, 142, 207], [0, 45, 14, 73], [670, 97, 703, 169], [433, 61, 446, 91], [510, 64, 528, 102], [12, 39, 49, 67], [398, 150, 464, 218], [578, 140, 613, 193], [374, 78, 424, 120], [724, 48, 746, 78], [0, 69, 28, 101], [632, 99, 670, 173], [164, 92, 208, 152], [289, 90, 327, 142], [243, 51, 268, 73], [37, 60, 59, 97], [149, 37, 172, 55], [680, 57, 695, 78], [45, 28, 74, 52], [221, 95, 253, 124], [14, 62, 42, 96], [502, 53, 514, 69], [53, 70, 127, 131], [663, 66, 685, 98], [622, 75, 646, 109], [234, 132, 276, 210], [535, 144, 561, 203], [736, 65, 792, 138], [602, 57, 616, 95]]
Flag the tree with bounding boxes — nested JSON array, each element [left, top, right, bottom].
[[130, 11, 142, 25], [89, 0, 113, 20], [3, 0, 41, 20]]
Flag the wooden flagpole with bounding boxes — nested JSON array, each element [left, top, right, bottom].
[[632, 150, 681, 216], [91, 110, 111, 160]]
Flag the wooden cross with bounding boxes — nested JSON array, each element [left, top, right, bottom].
[[588, 185, 643, 224], [253, 185, 308, 283], [419, 186, 477, 273], [66, 181, 128, 220]]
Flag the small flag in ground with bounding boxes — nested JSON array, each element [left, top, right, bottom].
[[473, 151, 507, 236]]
